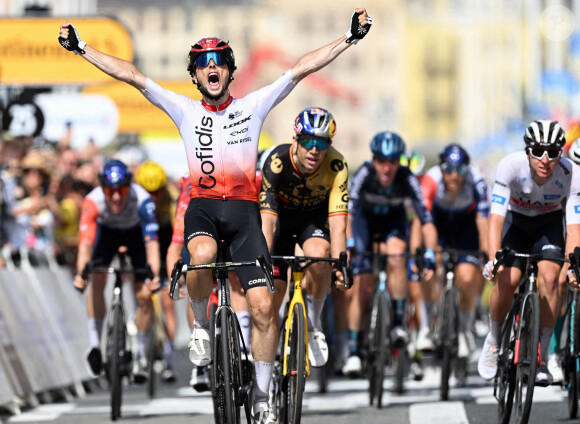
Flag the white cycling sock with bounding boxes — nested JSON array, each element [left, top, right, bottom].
[[87, 318, 104, 348], [460, 309, 476, 332], [163, 339, 175, 370], [137, 331, 152, 359], [418, 301, 429, 330], [254, 361, 273, 404], [489, 316, 502, 345], [189, 296, 210, 329], [306, 293, 325, 331], [540, 327, 553, 363], [237, 310, 251, 351]]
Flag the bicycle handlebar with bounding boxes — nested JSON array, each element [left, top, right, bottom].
[[169, 257, 276, 300], [568, 247, 580, 291], [492, 248, 568, 279], [270, 251, 351, 289], [79, 261, 155, 293]]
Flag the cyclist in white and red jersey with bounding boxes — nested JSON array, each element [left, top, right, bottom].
[[59, 9, 372, 421], [478, 120, 580, 385], [73, 160, 161, 383], [421, 144, 489, 360]]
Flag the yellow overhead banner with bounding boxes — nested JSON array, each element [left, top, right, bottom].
[[0, 17, 133, 85], [84, 81, 202, 134]]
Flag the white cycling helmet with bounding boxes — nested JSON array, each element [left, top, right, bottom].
[[523, 120, 566, 148], [569, 138, 580, 165]]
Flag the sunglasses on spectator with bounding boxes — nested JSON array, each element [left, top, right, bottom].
[[195, 52, 227, 68], [297, 137, 331, 151], [528, 147, 561, 161], [104, 186, 130, 197], [441, 163, 468, 175]]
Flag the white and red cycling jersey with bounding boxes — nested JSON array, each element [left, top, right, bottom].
[[421, 165, 489, 217], [79, 183, 159, 244], [490, 151, 580, 223], [141, 72, 295, 202]]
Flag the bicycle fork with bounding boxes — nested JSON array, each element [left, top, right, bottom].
[[283, 273, 310, 378]]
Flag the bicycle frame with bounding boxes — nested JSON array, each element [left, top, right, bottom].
[[274, 254, 349, 378], [169, 246, 274, 424], [491, 248, 568, 424], [284, 268, 310, 378]]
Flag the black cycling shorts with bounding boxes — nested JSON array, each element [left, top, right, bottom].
[[501, 210, 565, 271], [271, 208, 330, 279], [91, 224, 149, 281], [184, 198, 270, 292], [351, 208, 407, 276]]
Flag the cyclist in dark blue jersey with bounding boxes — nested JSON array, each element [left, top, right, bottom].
[[342, 132, 438, 376]]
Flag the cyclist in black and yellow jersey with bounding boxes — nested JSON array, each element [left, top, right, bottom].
[[134, 160, 179, 383], [260, 107, 348, 368]]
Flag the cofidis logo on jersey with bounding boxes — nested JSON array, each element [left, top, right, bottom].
[[195, 117, 216, 189], [492, 194, 506, 205]]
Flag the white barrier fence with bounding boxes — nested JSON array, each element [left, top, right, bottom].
[[0, 248, 91, 414], [0, 247, 192, 416]]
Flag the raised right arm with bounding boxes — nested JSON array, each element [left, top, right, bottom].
[[59, 22, 147, 91]]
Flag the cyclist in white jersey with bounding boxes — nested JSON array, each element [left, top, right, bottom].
[[478, 120, 580, 385], [59, 9, 372, 422]]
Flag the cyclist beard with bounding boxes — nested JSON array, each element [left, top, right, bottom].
[[197, 77, 232, 102]]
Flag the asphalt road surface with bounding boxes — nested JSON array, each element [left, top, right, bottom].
[[2, 340, 577, 424]]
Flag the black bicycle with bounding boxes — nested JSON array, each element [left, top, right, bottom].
[[437, 248, 483, 401], [363, 249, 423, 407], [82, 251, 153, 421], [562, 246, 580, 418], [170, 242, 274, 424], [491, 248, 566, 424]]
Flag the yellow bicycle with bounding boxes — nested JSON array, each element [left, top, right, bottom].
[[270, 253, 349, 424]]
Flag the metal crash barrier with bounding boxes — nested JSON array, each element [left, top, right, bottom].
[[0, 247, 91, 414]]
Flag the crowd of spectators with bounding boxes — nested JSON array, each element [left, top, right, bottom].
[[0, 126, 160, 270]]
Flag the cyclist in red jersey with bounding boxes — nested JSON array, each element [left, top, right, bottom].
[[59, 11, 372, 421]]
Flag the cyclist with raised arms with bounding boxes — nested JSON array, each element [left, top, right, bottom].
[[421, 144, 489, 360], [478, 120, 580, 385], [59, 9, 371, 422], [73, 160, 161, 383], [342, 132, 438, 376], [260, 107, 348, 368]]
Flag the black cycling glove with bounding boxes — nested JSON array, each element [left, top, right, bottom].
[[58, 23, 86, 55], [345, 10, 373, 44]]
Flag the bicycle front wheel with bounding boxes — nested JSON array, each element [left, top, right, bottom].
[[496, 308, 516, 424], [216, 307, 242, 424], [367, 291, 389, 407], [283, 302, 306, 424], [146, 325, 156, 399], [208, 303, 222, 423], [513, 293, 540, 424], [566, 294, 580, 418], [440, 287, 459, 401], [107, 302, 125, 421]]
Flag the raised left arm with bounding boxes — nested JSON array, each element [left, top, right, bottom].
[[290, 8, 371, 84]]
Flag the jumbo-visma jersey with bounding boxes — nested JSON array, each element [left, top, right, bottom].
[[141, 72, 295, 202], [259, 144, 349, 216]]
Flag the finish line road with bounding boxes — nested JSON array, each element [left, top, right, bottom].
[[4, 349, 573, 424]]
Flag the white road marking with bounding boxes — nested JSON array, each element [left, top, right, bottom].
[[409, 402, 469, 424]]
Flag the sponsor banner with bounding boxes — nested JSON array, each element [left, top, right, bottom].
[[0, 17, 133, 85], [35, 93, 119, 148], [84, 80, 201, 134]]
